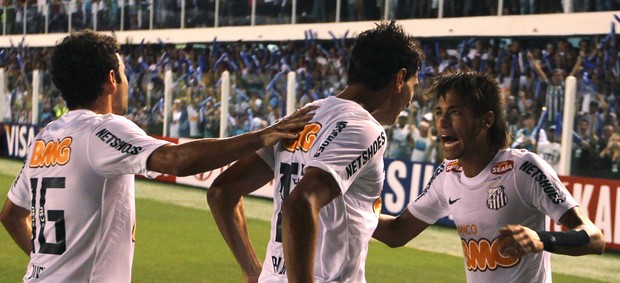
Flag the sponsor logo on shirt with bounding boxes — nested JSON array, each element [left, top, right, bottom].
[[314, 121, 347, 157], [271, 256, 287, 275], [345, 132, 386, 179], [491, 160, 514, 174], [519, 160, 565, 204], [95, 128, 143, 155], [445, 160, 463, 173], [461, 237, 520, 271], [29, 137, 72, 168], [457, 224, 478, 235], [283, 123, 321, 152]]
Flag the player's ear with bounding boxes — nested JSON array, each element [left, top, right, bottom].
[[482, 111, 495, 128], [394, 68, 407, 92], [104, 70, 118, 95]]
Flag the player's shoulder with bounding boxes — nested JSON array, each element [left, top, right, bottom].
[[500, 148, 549, 171], [95, 113, 141, 130]]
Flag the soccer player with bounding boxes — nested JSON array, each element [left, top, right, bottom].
[[207, 21, 423, 282], [373, 70, 605, 282], [0, 30, 314, 282]]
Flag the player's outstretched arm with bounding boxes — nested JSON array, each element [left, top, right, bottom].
[[281, 167, 341, 283], [147, 105, 316, 176], [0, 199, 33, 256], [498, 207, 605, 257], [207, 153, 273, 282], [373, 209, 429, 248]]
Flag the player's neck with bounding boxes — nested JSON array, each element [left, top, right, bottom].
[[459, 147, 498, 178], [337, 85, 383, 112], [83, 95, 113, 115]]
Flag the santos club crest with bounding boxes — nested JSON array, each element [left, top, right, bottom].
[[487, 185, 507, 210]]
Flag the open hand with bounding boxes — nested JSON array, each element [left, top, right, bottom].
[[260, 105, 317, 147]]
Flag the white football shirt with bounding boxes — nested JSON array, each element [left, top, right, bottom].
[[257, 96, 386, 283], [409, 149, 578, 283], [8, 109, 169, 282]]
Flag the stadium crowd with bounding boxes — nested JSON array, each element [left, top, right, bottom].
[[0, 0, 619, 35], [1, 4, 620, 180]]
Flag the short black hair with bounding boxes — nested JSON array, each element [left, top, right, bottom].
[[51, 30, 121, 109], [425, 70, 510, 150], [347, 21, 423, 91]]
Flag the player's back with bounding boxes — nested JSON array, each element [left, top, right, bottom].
[[8, 109, 164, 282]]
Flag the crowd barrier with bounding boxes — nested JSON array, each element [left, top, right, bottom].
[[2, 122, 618, 252]]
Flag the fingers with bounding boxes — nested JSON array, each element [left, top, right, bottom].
[[497, 225, 543, 257]]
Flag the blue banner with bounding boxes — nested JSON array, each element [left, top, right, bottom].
[[381, 158, 455, 226], [0, 122, 40, 159]]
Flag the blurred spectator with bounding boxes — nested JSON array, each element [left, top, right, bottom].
[[39, 100, 55, 126], [599, 129, 620, 173], [511, 113, 548, 152], [133, 107, 150, 131], [187, 97, 202, 138], [169, 98, 183, 138], [53, 97, 68, 118], [573, 117, 597, 173], [411, 118, 437, 163], [537, 125, 561, 172], [386, 111, 413, 160]]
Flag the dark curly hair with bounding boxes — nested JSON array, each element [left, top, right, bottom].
[[347, 21, 423, 91], [424, 70, 510, 150], [51, 30, 121, 109]]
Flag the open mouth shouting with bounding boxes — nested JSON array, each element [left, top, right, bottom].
[[440, 134, 460, 157]]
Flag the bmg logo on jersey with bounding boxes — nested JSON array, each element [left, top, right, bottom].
[[283, 123, 321, 152], [461, 237, 520, 272], [29, 137, 72, 168]]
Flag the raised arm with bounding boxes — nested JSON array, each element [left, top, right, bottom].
[[207, 153, 274, 283], [148, 105, 315, 176], [373, 209, 430, 248], [281, 167, 341, 283], [499, 207, 604, 257], [526, 50, 549, 81]]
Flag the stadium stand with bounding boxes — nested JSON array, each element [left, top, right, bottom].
[[0, 0, 619, 181]]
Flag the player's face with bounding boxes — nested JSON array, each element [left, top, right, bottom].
[[435, 91, 488, 161], [112, 53, 129, 115]]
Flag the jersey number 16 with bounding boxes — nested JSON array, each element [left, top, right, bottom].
[[30, 177, 66, 255]]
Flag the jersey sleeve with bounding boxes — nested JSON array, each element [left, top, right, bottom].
[[88, 115, 171, 177], [305, 119, 386, 194], [256, 144, 276, 170], [7, 160, 31, 209], [514, 152, 578, 223], [407, 163, 450, 224]]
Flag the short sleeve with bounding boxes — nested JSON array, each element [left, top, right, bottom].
[[407, 163, 450, 224], [256, 145, 276, 170], [7, 161, 31, 209], [515, 152, 578, 223], [88, 116, 170, 177], [305, 120, 386, 194]]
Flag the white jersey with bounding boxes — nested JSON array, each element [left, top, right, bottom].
[[257, 96, 385, 283], [408, 149, 578, 283], [8, 110, 169, 282]]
